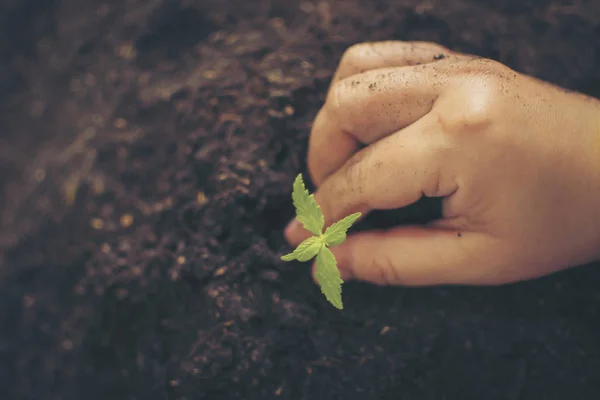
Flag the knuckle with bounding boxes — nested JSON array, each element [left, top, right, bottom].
[[342, 151, 369, 197], [459, 57, 505, 75], [406, 40, 450, 54], [461, 97, 494, 129], [451, 57, 512, 87], [343, 158, 362, 190], [436, 60, 509, 133], [438, 101, 493, 133], [325, 80, 348, 120], [341, 43, 370, 66], [372, 250, 401, 285], [306, 150, 324, 186]]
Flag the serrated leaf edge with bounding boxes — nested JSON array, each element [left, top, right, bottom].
[[323, 211, 362, 246], [291, 174, 324, 235]]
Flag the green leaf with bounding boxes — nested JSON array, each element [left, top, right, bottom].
[[280, 252, 296, 261], [291, 174, 324, 236], [314, 246, 344, 309], [324, 212, 362, 246], [280, 236, 323, 262]]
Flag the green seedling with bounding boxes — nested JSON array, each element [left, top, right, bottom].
[[281, 174, 361, 309]]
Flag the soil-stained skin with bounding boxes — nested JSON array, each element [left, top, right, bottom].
[[1, 1, 600, 399]]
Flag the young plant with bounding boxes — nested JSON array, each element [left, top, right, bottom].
[[281, 174, 361, 309]]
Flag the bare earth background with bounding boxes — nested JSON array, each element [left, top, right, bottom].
[[1, 0, 600, 399]]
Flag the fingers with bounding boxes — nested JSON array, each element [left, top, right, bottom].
[[331, 41, 460, 84], [309, 41, 475, 187], [320, 226, 500, 286], [287, 117, 458, 246], [308, 63, 453, 185], [308, 108, 359, 187]]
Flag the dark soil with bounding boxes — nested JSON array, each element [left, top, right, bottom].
[[2, 0, 600, 399]]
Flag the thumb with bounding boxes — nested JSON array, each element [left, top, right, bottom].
[[322, 226, 501, 286]]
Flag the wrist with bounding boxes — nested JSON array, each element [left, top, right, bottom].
[[563, 92, 600, 263], [586, 97, 600, 260]]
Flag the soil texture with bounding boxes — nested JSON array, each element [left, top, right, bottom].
[[1, 0, 600, 399]]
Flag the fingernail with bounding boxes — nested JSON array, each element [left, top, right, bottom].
[[284, 219, 299, 237], [339, 268, 352, 281]]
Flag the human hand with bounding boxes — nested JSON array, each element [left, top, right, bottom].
[[284, 41, 600, 286]]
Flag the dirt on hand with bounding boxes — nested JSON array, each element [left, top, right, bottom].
[[1, 1, 600, 399]]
